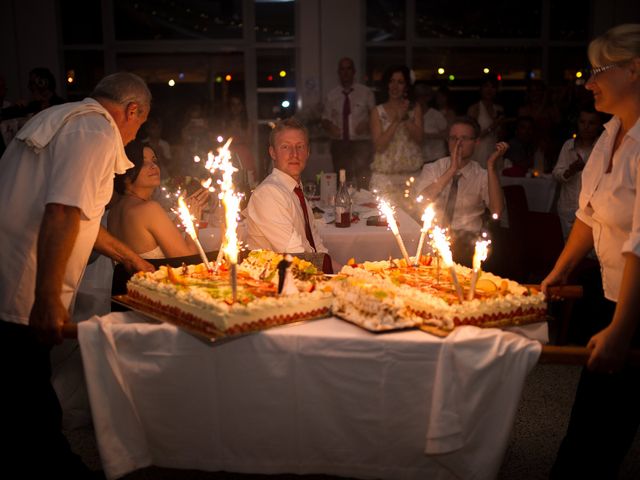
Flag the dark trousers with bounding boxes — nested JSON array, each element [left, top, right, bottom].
[[330, 140, 373, 189], [0, 320, 93, 477], [551, 300, 640, 479]]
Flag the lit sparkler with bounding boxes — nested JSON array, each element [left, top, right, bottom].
[[378, 199, 411, 265], [431, 226, 464, 303], [177, 196, 211, 270], [467, 239, 491, 301], [413, 203, 435, 265]]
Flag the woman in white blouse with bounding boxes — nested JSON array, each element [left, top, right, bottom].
[[541, 24, 640, 478]]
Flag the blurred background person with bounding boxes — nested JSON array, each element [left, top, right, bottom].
[[369, 65, 424, 207], [322, 57, 375, 189], [435, 85, 457, 126], [552, 105, 604, 240], [467, 75, 505, 168], [221, 94, 257, 188], [415, 82, 448, 164]]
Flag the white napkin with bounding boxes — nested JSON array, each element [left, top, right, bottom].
[[16, 98, 133, 175]]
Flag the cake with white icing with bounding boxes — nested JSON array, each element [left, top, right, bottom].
[[332, 257, 546, 332], [127, 261, 333, 337]]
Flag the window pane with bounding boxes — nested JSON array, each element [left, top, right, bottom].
[[64, 51, 104, 101], [257, 49, 296, 89], [60, 0, 103, 44], [416, 0, 542, 39], [116, 52, 245, 144], [255, 0, 295, 42], [113, 0, 243, 41], [550, 2, 589, 41], [412, 46, 542, 116], [366, 0, 405, 42], [548, 47, 589, 85]]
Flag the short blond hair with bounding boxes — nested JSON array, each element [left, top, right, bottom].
[[588, 23, 640, 66], [268, 117, 309, 147]]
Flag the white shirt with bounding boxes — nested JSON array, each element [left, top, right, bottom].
[[414, 157, 490, 233], [552, 138, 594, 214], [322, 83, 375, 141], [422, 107, 448, 163], [0, 103, 125, 324], [577, 116, 640, 301], [244, 168, 328, 254]]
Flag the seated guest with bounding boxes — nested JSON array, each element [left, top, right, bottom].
[[413, 117, 507, 266], [108, 139, 210, 259], [503, 116, 546, 176], [552, 106, 604, 240], [245, 118, 329, 256]]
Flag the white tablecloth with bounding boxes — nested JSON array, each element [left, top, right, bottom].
[[199, 208, 420, 267], [316, 208, 421, 266], [78, 313, 544, 480], [500, 175, 557, 213]]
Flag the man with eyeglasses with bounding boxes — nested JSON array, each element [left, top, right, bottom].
[[0, 72, 154, 477], [413, 116, 507, 266]]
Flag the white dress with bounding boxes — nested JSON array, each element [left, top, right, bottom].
[[370, 105, 424, 207]]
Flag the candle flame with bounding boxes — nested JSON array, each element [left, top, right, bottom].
[[432, 226, 453, 267], [378, 199, 399, 235], [472, 239, 491, 272]]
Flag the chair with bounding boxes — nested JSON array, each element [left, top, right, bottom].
[[484, 185, 529, 282]]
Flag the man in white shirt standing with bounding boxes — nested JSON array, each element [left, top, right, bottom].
[[322, 57, 376, 189], [245, 118, 330, 267], [0, 72, 154, 477], [413, 117, 507, 266]]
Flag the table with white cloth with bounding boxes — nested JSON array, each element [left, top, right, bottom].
[[78, 312, 545, 480], [198, 202, 421, 268], [315, 197, 421, 266], [500, 175, 557, 213]]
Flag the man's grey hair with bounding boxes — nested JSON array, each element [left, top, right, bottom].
[[90, 72, 151, 110]]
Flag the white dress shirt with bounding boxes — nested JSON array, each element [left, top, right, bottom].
[[553, 138, 594, 214], [576, 116, 640, 301], [0, 100, 127, 324], [322, 83, 375, 141], [422, 107, 448, 163], [414, 157, 490, 233], [245, 168, 328, 254]]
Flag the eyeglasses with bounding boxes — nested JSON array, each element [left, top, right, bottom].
[[587, 62, 622, 79], [448, 136, 476, 143]]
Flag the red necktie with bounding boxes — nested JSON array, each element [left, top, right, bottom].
[[294, 186, 316, 251], [342, 89, 352, 140]]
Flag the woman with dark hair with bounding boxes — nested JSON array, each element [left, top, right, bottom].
[[369, 65, 424, 206], [107, 139, 209, 259], [467, 75, 505, 169]]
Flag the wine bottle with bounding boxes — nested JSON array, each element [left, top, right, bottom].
[[334, 169, 352, 228]]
